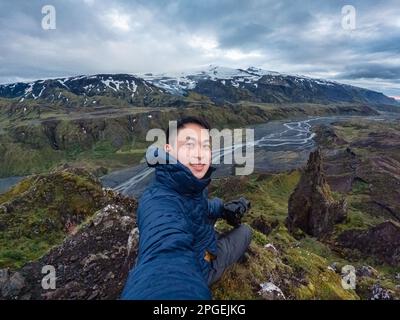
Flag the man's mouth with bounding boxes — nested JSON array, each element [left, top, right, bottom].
[[190, 164, 205, 171]]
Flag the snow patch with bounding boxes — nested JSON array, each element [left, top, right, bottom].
[[24, 83, 34, 96], [57, 79, 70, 89], [37, 85, 46, 98], [102, 79, 118, 92], [139, 65, 279, 94]]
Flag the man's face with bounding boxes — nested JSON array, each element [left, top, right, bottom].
[[165, 123, 211, 179]]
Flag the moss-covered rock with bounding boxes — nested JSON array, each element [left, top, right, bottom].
[[0, 166, 118, 269]]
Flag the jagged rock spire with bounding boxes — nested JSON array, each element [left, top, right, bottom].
[[286, 148, 347, 238]]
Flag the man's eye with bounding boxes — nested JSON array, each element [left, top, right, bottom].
[[185, 142, 195, 148], [203, 144, 211, 149]]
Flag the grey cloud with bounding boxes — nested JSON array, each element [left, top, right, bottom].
[[0, 0, 399, 96], [336, 63, 400, 80]]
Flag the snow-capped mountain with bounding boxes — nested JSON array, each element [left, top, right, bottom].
[[0, 66, 398, 106], [139, 65, 398, 106], [0, 74, 173, 107], [139, 65, 282, 95]]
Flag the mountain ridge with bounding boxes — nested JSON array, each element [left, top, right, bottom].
[[0, 66, 398, 107]]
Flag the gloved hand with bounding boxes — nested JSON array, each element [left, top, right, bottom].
[[222, 197, 251, 227]]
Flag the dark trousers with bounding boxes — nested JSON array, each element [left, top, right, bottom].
[[131, 224, 253, 287], [207, 224, 252, 286]]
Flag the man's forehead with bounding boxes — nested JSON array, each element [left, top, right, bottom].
[[176, 126, 210, 140]]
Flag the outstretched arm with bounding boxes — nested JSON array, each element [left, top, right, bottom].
[[121, 195, 211, 300], [207, 197, 224, 220]]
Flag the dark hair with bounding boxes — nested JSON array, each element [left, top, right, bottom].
[[166, 116, 211, 144]]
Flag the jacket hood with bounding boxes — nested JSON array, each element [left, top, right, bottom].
[[145, 146, 215, 196]]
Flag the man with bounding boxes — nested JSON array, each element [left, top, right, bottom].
[[121, 116, 252, 300]]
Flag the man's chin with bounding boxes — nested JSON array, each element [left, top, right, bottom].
[[192, 171, 205, 179], [190, 168, 209, 179]]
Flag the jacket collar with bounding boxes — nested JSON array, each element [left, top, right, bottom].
[[146, 146, 215, 196]]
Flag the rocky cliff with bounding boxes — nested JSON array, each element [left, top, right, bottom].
[[286, 149, 347, 238]]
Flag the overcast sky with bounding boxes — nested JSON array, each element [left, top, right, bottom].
[[0, 0, 399, 97]]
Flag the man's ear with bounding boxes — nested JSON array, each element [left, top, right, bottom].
[[164, 144, 173, 153]]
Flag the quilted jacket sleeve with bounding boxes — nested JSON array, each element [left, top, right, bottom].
[[207, 197, 224, 220], [121, 192, 211, 300]]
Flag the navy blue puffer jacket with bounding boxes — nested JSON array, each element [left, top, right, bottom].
[[121, 146, 224, 299]]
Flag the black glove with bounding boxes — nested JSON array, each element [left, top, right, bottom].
[[223, 197, 251, 227]]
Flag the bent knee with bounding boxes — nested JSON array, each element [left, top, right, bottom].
[[240, 224, 252, 246]]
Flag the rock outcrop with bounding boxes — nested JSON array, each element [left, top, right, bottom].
[[313, 124, 348, 147], [286, 148, 347, 238], [0, 166, 132, 270], [0, 199, 138, 300], [338, 220, 400, 266], [0, 166, 138, 300]]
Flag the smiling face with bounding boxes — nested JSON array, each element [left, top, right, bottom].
[[164, 122, 211, 179]]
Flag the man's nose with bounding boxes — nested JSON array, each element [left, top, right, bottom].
[[195, 147, 211, 163], [194, 146, 202, 159]]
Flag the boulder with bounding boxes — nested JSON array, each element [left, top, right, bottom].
[[371, 283, 392, 300], [0, 271, 26, 299], [258, 282, 285, 300]]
